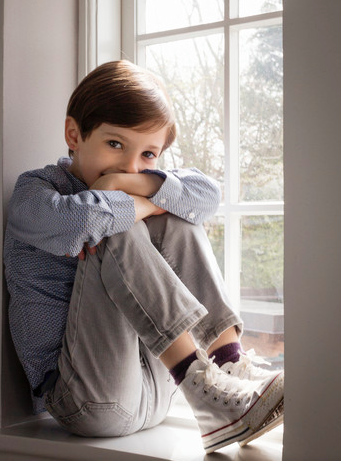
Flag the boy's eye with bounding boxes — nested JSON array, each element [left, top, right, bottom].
[[143, 151, 156, 159], [108, 140, 122, 149]]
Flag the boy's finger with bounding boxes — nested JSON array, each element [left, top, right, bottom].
[[85, 242, 97, 255]]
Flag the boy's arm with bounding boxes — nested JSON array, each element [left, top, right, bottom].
[[90, 172, 164, 198], [72, 195, 164, 260], [91, 168, 221, 225], [6, 171, 142, 257]]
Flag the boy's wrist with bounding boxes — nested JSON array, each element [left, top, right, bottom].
[[132, 195, 164, 222]]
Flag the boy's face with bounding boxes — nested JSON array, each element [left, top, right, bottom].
[[66, 120, 168, 187]]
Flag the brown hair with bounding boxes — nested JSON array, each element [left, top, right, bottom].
[[67, 60, 176, 156]]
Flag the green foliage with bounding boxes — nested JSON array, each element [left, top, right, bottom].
[[241, 216, 283, 300]]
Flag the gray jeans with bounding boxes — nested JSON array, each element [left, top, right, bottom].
[[45, 214, 242, 437]]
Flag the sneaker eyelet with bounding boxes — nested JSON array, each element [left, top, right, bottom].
[[227, 371, 231, 374], [235, 399, 241, 406], [223, 400, 229, 406], [192, 381, 198, 386], [203, 389, 208, 394], [213, 396, 219, 401]]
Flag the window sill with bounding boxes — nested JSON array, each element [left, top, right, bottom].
[[0, 415, 283, 461]]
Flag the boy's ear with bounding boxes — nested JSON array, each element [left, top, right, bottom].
[[65, 116, 81, 151]]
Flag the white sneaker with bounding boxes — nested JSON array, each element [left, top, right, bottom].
[[179, 349, 284, 453], [221, 349, 283, 381]]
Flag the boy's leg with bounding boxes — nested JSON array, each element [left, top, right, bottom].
[[145, 214, 284, 452], [45, 219, 208, 437], [146, 215, 283, 381], [146, 214, 280, 370], [46, 214, 283, 451], [145, 213, 243, 350]]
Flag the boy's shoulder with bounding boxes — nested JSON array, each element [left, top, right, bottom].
[[18, 157, 69, 181], [15, 157, 86, 194]]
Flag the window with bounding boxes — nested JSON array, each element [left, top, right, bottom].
[[121, 0, 283, 368]]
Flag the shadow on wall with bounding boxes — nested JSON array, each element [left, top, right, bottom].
[[1, 284, 33, 428]]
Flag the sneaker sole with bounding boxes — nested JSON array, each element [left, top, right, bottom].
[[239, 398, 284, 447], [203, 372, 284, 453]]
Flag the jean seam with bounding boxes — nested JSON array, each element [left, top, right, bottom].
[[69, 256, 102, 360], [105, 243, 166, 339], [140, 370, 153, 431], [68, 261, 86, 359], [149, 235, 181, 278], [46, 387, 70, 406]]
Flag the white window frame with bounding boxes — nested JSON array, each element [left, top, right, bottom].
[[122, 0, 284, 311], [78, 0, 122, 82]]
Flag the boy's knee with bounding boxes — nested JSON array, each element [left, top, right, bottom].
[[105, 220, 149, 247], [146, 212, 197, 235]]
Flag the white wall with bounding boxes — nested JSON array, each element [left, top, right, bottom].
[[0, 0, 78, 427], [2, 0, 78, 207], [283, 1, 341, 460]]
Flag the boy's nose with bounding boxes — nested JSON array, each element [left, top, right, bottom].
[[121, 164, 139, 174], [120, 156, 139, 174]]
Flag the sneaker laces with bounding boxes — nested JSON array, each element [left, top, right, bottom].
[[241, 349, 270, 366], [194, 350, 249, 403], [225, 349, 271, 379]]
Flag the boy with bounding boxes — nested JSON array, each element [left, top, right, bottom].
[[4, 60, 283, 453]]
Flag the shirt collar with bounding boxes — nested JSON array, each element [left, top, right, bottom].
[[57, 157, 88, 193]]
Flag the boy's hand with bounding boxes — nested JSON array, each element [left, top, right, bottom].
[[66, 179, 167, 260], [77, 242, 97, 260], [66, 242, 101, 260], [65, 195, 166, 260], [90, 173, 164, 198]]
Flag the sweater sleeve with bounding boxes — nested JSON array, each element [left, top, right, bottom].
[[6, 171, 136, 257], [146, 167, 221, 225]]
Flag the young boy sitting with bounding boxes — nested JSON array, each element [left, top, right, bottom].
[[4, 60, 283, 453]]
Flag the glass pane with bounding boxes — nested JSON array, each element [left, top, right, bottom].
[[140, 0, 224, 34], [204, 215, 225, 275], [145, 34, 225, 270], [240, 215, 284, 368], [239, 25, 283, 201], [145, 34, 224, 180], [235, 0, 282, 18]]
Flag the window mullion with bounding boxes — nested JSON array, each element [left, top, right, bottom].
[[136, 42, 146, 67], [121, 0, 137, 62], [97, 0, 121, 65], [225, 0, 241, 309], [78, 0, 98, 81], [136, 0, 146, 35], [137, 21, 224, 45], [229, 0, 239, 18], [229, 12, 282, 29]]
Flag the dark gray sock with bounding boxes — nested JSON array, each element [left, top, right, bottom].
[[209, 342, 241, 367], [169, 350, 198, 385]]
